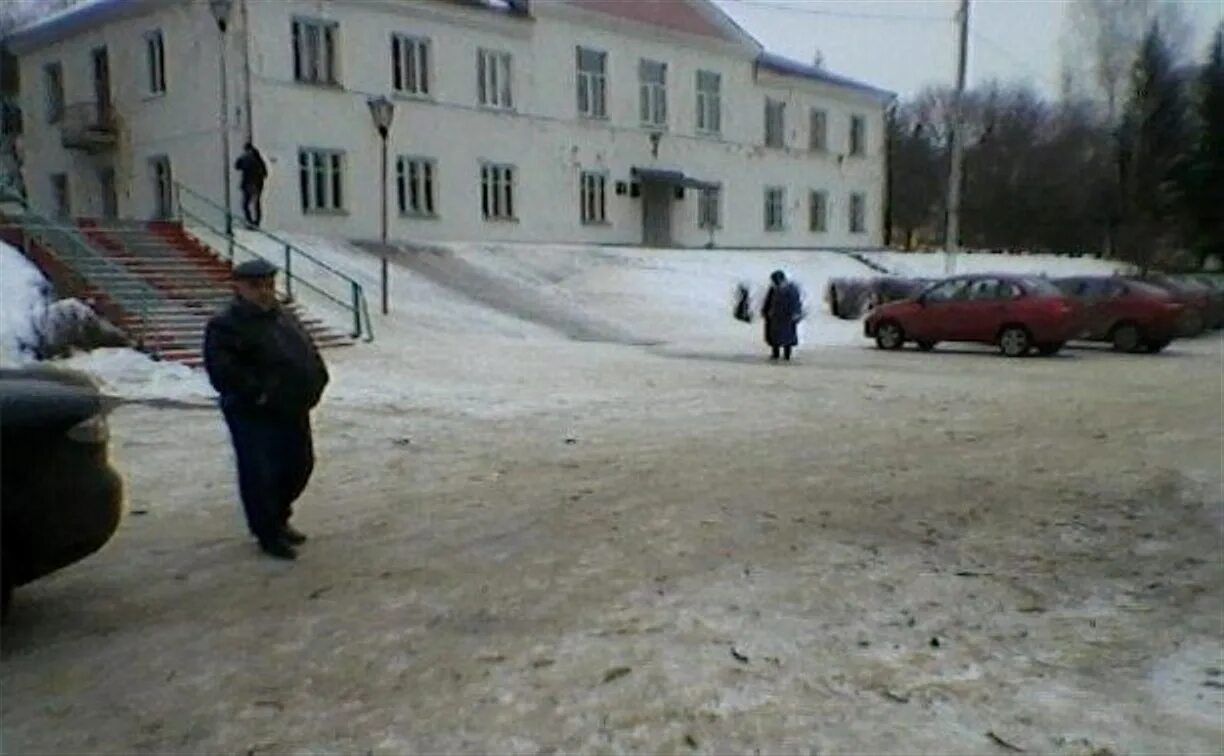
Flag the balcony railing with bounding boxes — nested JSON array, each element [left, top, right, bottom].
[[61, 101, 118, 152]]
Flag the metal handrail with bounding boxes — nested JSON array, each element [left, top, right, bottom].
[[2, 204, 161, 351], [173, 180, 373, 341]]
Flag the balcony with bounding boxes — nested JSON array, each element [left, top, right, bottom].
[[61, 102, 118, 153]]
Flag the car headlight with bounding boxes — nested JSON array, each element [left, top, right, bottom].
[[66, 414, 110, 444]]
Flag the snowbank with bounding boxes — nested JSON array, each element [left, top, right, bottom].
[[863, 250, 1131, 278], [57, 348, 214, 402], [1, 241, 52, 365]]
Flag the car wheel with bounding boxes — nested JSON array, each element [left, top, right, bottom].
[[998, 326, 1031, 357], [1036, 342, 1064, 356], [875, 321, 905, 350], [1111, 323, 1143, 353], [916, 340, 937, 352]]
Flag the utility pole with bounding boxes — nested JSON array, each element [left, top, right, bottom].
[[944, 0, 970, 275]]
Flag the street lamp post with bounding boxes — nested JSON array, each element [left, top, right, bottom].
[[367, 96, 395, 315], [209, 0, 235, 261]]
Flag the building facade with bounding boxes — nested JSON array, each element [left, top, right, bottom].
[[11, 0, 894, 248]]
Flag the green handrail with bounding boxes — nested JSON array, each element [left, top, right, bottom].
[[173, 181, 374, 341]]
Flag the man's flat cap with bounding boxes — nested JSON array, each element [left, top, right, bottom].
[[232, 259, 279, 279]]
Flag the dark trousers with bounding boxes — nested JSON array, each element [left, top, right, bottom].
[[240, 185, 263, 227], [770, 346, 793, 360], [223, 409, 314, 544]]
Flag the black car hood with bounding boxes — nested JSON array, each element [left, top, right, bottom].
[[0, 369, 104, 432]]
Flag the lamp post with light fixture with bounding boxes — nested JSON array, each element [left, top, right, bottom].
[[367, 96, 395, 315]]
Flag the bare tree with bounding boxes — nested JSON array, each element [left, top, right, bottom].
[[1060, 0, 1191, 122]]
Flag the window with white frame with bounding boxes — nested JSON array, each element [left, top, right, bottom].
[[579, 171, 607, 224], [481, 163, 516, 220], [292, 18, 339, 85], [145, 30, 166, 95], [44, 62, 64, 123], [478, 48, 513, 109], [576, 46, 607, 118], [392, 34, 430, 96], [150, 156, 173, 219], [639, 59, 667, 127], [809, 190, 827, 232], [298, 149, 345, 213], [810, 109, 827, 152], [396, 156, 436, 217], [849, 114, 866, 156], [698, 186, 721, 230], [51, 173, 70, 218], [765, 98, 785, 148], [696, 70, 721, 135], [765, 187, 786, 231], [849, 192, 866, 233]]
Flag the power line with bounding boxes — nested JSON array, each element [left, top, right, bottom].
[[971, 30, 1062, 87], [729, 0, 953, 24]]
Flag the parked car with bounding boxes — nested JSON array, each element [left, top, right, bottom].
[[864, 274, 1080, 357], [1136, 275, 1220, 335], [1052, 276, 1184, 353], [827, 276, 932, 320], [1, 367, 124, 619], [1178, 274, 1224, 330]]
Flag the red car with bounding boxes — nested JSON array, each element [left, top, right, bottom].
[[1053, 277, 1184, 353], [864, 274, 1079, 357]]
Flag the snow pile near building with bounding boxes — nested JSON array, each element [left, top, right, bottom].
[[58, 348, 214, 402], [0, 241, 52, 365]]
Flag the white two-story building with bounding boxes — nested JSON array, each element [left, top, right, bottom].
[[10, 0, 894, 248]]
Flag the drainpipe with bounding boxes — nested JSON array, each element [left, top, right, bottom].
[[240, 0, 255, 143]]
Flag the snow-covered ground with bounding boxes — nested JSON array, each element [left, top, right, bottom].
[[0, 241, 51, 366], [863, 250, 1131, 278], [4, 236, 1149, 404]]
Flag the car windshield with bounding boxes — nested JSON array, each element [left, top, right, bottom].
[[1019, 278, 1064, 297]]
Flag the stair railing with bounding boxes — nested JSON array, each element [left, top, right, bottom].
[[173, 181, 374, 342]]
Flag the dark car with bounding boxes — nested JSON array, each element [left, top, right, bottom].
[[1, 367, 124, 618], [1136, 275, 1220, 335], [1053, 276, 1184, 353], [827, 276, 933, 320], [864, 274, 1080, 357]]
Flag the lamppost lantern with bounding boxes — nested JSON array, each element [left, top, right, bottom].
[[209, 0, 234, 32], [367, 96, 396, 138], [367, 96, 396, 315]]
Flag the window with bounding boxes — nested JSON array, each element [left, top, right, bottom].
[[765, 98, 785, 148], [764, 187, 785, 231], [145, 30, 166, 94], [639, 59, 667, 127], [150, 156, 172, 219], [849, 192, 866, 233], [810, 109, 827, 151], [478, 49, 513, 109], [298, 149, 345, 213], [396, 156, 436, 217], [576, 47, 607, 118], [579, 171, 607, 224], [809, 190, 827, 232], [292, 18, 339, 85], [392, 34, 430, 96], [698, 186, 721, 230], [481, 163, 516, 220], [923, 279, 970, 303], [850, 114, 866, 156], [51, 173, 70, 218], [696, 70, 721, 135], [44, 63, 64, 123]]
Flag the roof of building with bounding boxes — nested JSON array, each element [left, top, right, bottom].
[[756, 51, 896, 102], [563, 0, 743, 45]]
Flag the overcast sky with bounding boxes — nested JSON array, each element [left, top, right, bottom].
[[714, 0, 1224, 99]]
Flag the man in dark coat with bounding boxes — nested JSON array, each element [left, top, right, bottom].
[[234, 142, 269, 228], [204, 259, 329, 560], [761, 269, 803, 361]]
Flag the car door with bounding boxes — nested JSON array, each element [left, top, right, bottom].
[[960, 278, 1010, 342], [911, 279, 971, 341]]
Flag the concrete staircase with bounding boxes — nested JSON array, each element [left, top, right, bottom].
[[3, 216, 353, 368]]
